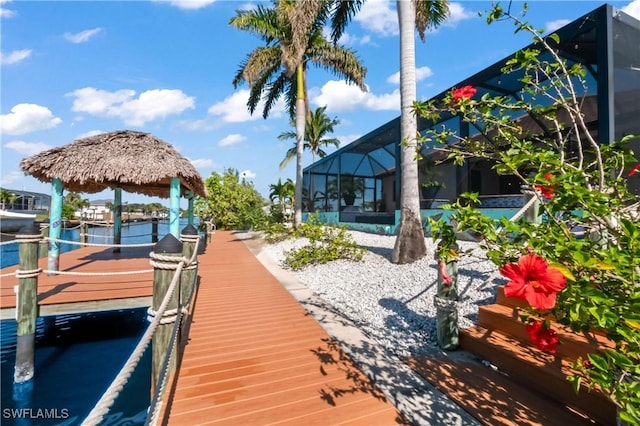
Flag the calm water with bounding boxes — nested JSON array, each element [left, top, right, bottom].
[[1, 220, 198, 425]]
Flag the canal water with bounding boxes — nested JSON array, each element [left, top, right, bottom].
[[1, 220, 196, 425]]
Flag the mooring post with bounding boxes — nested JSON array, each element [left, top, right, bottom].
[[151, 217, 159, 244], [435, 243, 459, 351], [179, 225, 199, 338], [113, 188, 122, 253], [150, 234, 183, 397], [80, 221, 88, 245], [14, 225, 41, 383]]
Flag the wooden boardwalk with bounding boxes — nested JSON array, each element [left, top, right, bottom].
[[0, 244, 154, 319], [161, 231, 407, 425]]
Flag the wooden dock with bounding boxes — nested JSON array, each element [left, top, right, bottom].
[[0, 245, 154, 319], [160, 231, 407, 425], [1, 232, 408, 424]]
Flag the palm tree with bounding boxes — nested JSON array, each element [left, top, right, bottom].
[[269, 178, 295, 217], [0, 189, 17, 210], [278, 106, 341, 169], [328, 0, 448, 263], [229, 0, 367, 227], [392, 0, 448, 264]]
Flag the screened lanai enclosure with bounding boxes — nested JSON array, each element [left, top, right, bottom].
[[302, 4, 640, 234]]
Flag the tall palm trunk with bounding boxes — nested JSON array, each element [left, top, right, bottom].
[[294, 64, 305, 227], [392, 0, 427, 264]]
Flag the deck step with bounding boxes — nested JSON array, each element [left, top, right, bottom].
[[459, 326, 616, 425], [476, 304, 614, 360]]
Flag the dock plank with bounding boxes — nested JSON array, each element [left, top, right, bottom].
[[162, 231, 406, 425]]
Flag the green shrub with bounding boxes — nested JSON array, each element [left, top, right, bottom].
[[284, 214, 364, 270]]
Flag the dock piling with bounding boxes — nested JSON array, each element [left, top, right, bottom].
[[14, 225, 41, 383], [150, 234, 183, 397], [179, 225, 199, 337], [151, 218, 159, 244]]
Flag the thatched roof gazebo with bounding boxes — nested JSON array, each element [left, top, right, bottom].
[[20, 130, 207, 271], [20, 130, 206, 198]]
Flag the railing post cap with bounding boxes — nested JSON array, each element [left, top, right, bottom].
[[17, 225, 41, 236], [181, 224, 198, 236], [154, 233, 182, 253]]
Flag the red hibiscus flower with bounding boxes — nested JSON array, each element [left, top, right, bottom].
[[628, 163, 640, 177], [500, 254, 567, 310], [452, 85, 477, 101], [534, 173, 555, 199], [525, 320, 560, 354]]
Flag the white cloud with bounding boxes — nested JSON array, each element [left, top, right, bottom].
[[355, 1, 398, 36], [1, 171, 23, 186], [239, 169, 256, 179], [622, 0, 640, 20], [445, 3, 476, 26], [545, 19, 571, 33], [336, 31, 372, 46], [218, 134, 246, 147], [64, 28, 102, 44], [0, 0, 16, 18], [75, 130, 105, 139], [0, 49, 32, 65], [67, 87, 195, 126], [387, 66, 433, 84], [0, 104, 62, 135], [354, 1, 473, 37], [190, 158, 215, 168], [4, 140, 53, 156], [153, 0, 216, 10], [208, 89, 285, 123], [337, 133, 362, 146], [312, 80, 398, 112]]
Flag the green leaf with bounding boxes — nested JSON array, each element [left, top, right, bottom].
[[549, 263, 576, 281]]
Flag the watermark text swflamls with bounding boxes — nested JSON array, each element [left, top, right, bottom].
[[3, 408, 70, 420]]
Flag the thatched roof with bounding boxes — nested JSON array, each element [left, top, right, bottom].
[[20, 130, 207, 198]]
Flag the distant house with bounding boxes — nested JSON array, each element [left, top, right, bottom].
[[302, 4, 640, 234], [0, 188, 51, 212], [78, 199, 112, 220]]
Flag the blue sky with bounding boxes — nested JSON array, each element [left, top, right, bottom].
[[2, 0, 639, 206]]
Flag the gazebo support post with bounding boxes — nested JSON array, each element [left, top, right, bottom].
[[169, 177, 181, 238], [47, 178, 63, 273], [113, 188, 122, 253]]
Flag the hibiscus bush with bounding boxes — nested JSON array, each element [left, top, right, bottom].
[[421, 5, 639, 423]]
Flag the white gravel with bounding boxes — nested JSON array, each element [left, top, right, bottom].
[[262, 230, 506, 358]]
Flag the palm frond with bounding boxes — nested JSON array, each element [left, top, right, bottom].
[[328, 0, 363, 43], [415, 0, 450, 42], [307, 40, 367, 92]]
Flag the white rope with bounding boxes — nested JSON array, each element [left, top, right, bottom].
[[40, 269, 153, 277], [146, 306, 189, 324], [0, 239, 18, 246], [82, 259, 185, 426], [47, 237, 155, 248], [15, 268, 42, 279]]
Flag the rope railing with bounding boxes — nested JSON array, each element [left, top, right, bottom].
[[81, 256, 186, 426], [145, 247, 200, 426], [82, 236, 201, 426], [46, 237, 155, 248]]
